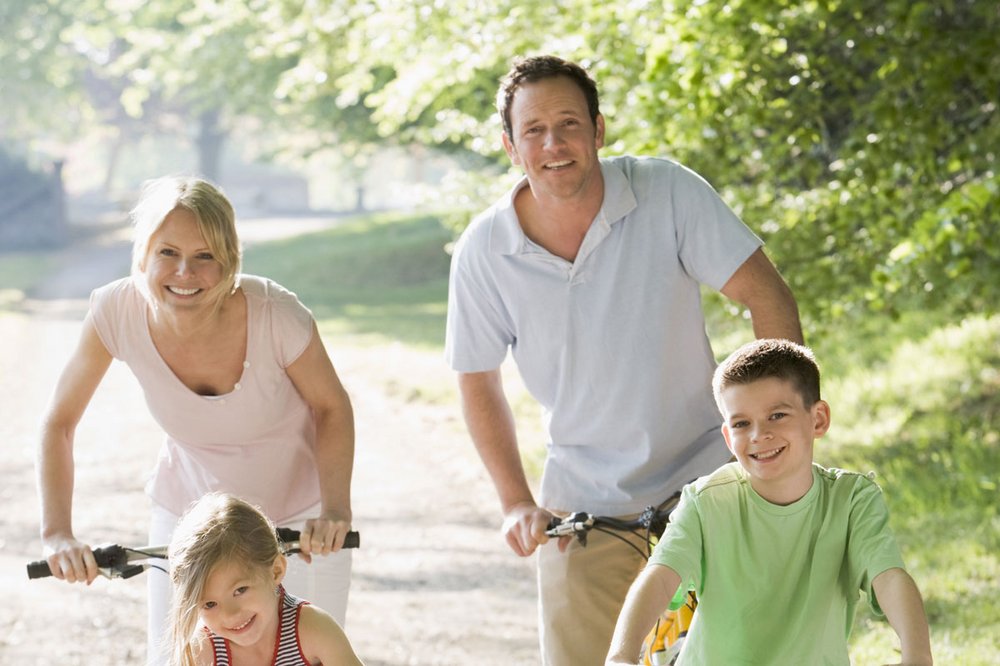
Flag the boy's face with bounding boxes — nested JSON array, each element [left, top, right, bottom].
[[719, 377, 830, 504]]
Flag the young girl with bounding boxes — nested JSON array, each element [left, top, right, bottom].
[[168, 493, 364, 666]]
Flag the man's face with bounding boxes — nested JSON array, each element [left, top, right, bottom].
[[502, 76, 605, 203]]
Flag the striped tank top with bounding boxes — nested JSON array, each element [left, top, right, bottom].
[[209, 586, 312, 665]]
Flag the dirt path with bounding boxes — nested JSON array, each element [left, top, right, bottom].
[[0, 220, 539, 665]]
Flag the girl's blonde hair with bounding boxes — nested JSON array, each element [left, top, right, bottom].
[[167, 493, 283, 666], [130, 176, 242, 312]]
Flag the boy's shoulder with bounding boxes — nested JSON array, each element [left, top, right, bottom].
[[813, 464, 883, 493], [688, 461, 744, 496]]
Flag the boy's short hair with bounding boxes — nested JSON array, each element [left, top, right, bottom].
[[713, 338, 821, 410]]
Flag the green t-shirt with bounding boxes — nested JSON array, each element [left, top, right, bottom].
[[650, 462, 905, 665]]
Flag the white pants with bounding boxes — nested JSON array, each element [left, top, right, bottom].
[[146, 502, 353, 665]]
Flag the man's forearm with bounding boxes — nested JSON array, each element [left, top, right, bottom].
[[720, 248, 803, 344], [458, 370, 535, 511]]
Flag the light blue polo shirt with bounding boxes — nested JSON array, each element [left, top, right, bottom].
[[445, 156, 762, 515]]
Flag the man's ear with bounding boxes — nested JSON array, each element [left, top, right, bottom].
[[812, 400, 832, 438], [271, 554, 287, 586], [720, 423, 735, 454], [502, 132, 520, 166], [595, 113, 606, 150]]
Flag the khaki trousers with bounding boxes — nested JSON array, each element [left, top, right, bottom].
[[537, 520, 650, 666]]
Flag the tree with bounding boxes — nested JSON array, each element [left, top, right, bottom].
[[5, 0, 995, 329], [624, 0, 999, 330], [0, 0, 96, 143]]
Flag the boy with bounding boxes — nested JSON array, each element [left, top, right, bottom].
[[606, 339, 932, 665]]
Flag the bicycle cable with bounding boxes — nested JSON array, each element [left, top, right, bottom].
[[124, 547, 169, 575], [591, 526, 653, 559]]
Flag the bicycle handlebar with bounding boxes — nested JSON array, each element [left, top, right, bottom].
[[275, 527, 360, 554], [27, 528, 360, 580], [543, 494, 682, 546], [26, 543, 168, 580]]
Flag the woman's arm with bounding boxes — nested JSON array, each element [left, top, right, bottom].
[[36, 313, 113, 584], [285, 322, 355, 560], [871, 567, 933, 665], [606, 564, 682, 665]]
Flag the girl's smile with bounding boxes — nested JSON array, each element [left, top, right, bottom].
[[198, 557, 285, 650]]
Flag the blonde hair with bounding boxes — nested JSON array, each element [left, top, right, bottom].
[[167, 493, 283, 666], [130, 176, 242, 312]]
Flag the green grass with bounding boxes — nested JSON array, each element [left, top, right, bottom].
[[242, 211, 453, 348], [0, 250, 61, 310], [820, 314, 1000, 663]]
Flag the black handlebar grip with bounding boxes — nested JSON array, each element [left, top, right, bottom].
[[276, 527, 361, 549], [26, 559, 53, 579]]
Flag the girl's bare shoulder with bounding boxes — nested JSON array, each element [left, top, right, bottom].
[[297, 604, 364, 665]]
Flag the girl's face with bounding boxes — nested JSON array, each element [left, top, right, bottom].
[[143, 207, 224, 312], [197, 557, 286, 648]]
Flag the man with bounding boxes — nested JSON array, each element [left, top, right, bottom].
[[444, 55, 803, 665]]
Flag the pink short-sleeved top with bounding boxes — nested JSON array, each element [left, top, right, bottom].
[[90, 275, 321, 523]]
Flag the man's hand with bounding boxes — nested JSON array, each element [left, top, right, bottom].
[[501, 501, 555, 557]]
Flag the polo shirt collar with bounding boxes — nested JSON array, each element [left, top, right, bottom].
[[490, 159, 637, 256]]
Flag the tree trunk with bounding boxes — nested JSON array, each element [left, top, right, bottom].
[[197, 109, 226, 181]]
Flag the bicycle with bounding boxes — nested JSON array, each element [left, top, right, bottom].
[[545, 494, 696, 666], [26, 527, 361, 580]]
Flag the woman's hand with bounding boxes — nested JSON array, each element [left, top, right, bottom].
[[296, 513, 353, 563], [41, 535, 99, 584]]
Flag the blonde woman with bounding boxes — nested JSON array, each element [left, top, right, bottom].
[[37, 176, 356, 664]]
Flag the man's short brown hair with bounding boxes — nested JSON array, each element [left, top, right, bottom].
[[497, 55, 601, 140]]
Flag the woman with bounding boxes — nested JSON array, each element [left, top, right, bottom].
[[36, 176, 356, 664]]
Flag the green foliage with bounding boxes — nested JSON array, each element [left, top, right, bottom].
[[820, 315, 1000, 660], [9, 1, 996, 332], [241, 211, 452, 348], [824, 314, 1000, 517], [0, 0, 97, 140], [851, 511, 1000, 664], [627, 0, 1000, 332]]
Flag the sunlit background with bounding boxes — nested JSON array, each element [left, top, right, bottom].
[[1, 1, 997, 663]]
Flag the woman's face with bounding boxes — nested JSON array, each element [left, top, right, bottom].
[[143, 207, 224, 312]]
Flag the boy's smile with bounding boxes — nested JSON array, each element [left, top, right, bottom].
[[719, 376, 830, 505], [748, 445, 787, 461]]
